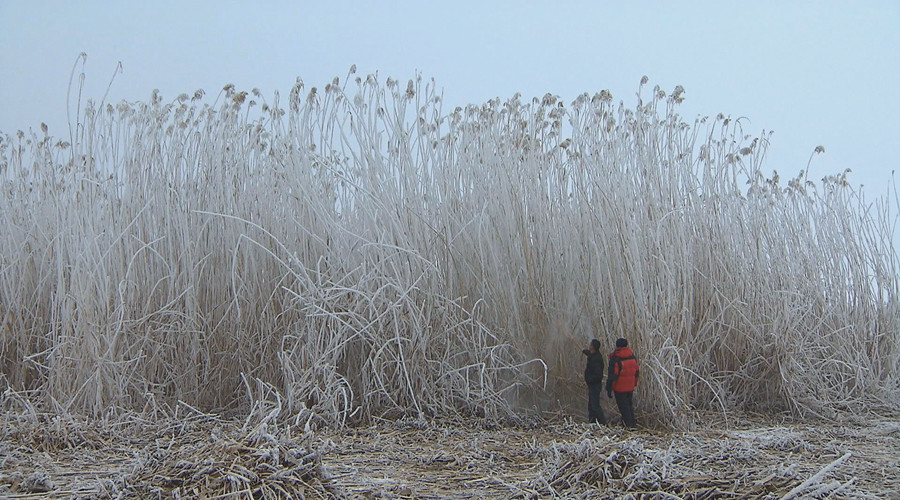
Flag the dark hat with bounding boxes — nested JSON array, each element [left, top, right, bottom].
[[616, 338, 628, 348]]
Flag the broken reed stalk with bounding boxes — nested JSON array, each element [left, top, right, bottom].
[[0, 66, 898, 427], [779, 452, 852, 500]]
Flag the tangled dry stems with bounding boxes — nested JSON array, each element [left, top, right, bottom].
[[1, 390, 335, 498], [5, 384, 897, 498]]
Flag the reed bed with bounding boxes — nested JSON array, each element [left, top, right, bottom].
[[0, 63, 898, 428]]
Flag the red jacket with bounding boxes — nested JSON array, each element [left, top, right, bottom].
[[607, 346, 639, 393]]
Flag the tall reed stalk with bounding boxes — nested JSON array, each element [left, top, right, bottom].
[[1, 66, 897, 427]]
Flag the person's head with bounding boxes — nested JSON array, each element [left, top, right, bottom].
[[589, 339, 601, 352], [616, 338, 628, 348]]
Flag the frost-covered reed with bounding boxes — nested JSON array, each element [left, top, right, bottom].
[[0, 66, 897, 427]]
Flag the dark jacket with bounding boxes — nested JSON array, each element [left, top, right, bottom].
[[584, 351, 605, 386], [606, 346, 639, 393]]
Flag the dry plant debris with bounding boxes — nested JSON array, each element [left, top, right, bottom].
[[2, 411, 897, 499], [0, 410, 336, 499]]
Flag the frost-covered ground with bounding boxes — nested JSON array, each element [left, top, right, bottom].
[[2, 409, 897, 498]]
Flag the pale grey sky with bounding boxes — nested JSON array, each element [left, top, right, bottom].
[[1, 0, 898, 199]]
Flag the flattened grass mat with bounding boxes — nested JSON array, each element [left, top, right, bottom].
[[3, 409, 897, 498]]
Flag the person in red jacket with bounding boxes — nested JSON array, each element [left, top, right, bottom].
[[606, 338, 639, 428]]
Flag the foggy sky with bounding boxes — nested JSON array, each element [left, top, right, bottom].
[[1, 0, 898, 199]]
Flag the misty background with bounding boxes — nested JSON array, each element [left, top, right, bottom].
[[2, 1, 898, 201]]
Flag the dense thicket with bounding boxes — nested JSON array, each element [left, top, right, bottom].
[[1, 66, 897, 427]]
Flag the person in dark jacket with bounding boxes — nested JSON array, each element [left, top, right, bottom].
[[606, 338, 639, 428], [582, 339, 606, 424]]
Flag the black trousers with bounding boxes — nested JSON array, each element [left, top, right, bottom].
[[614, 391, 636, 428], [587, 384, 606, 424]]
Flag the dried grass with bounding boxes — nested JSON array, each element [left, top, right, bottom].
[[0, 64, 898, 431], [1, 391, 335, 498], [312, 412, 900, 499], [3, 393, 897, 498]]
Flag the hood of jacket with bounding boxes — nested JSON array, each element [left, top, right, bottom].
[[610, 346, 634, 359]]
